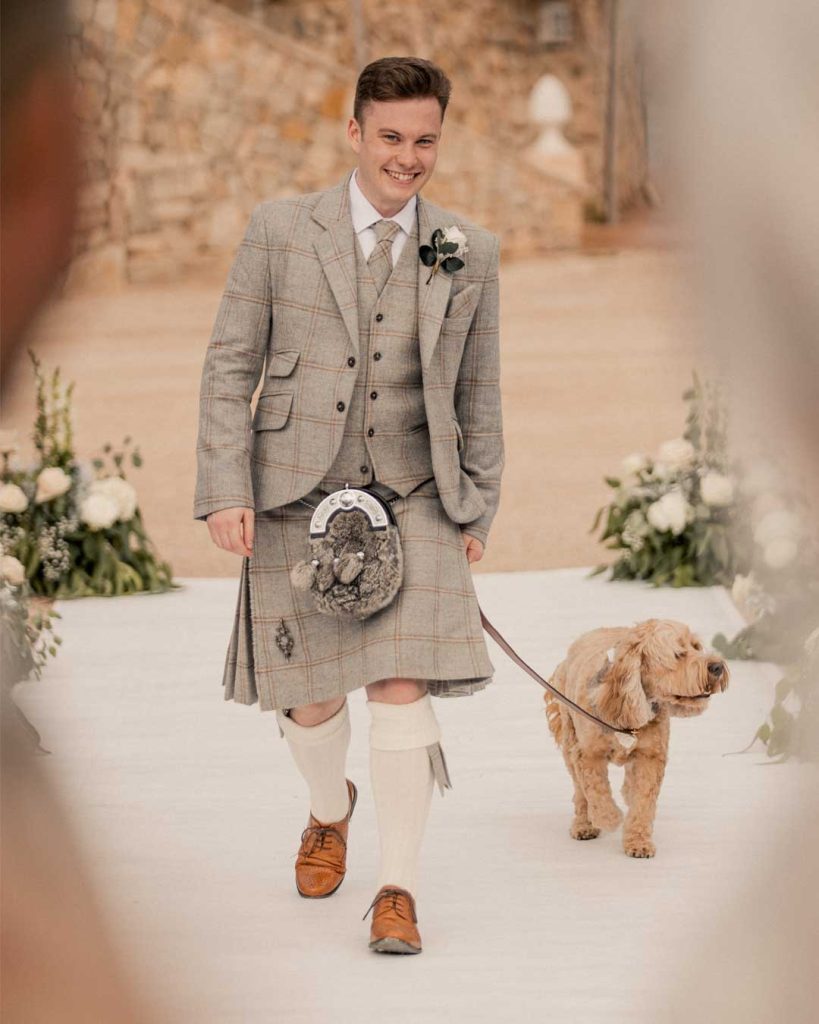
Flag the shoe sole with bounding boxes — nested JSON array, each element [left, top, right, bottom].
[[369, 937, 422, 955], [295, 780, 358, 900]]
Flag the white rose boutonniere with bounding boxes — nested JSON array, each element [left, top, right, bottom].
[[419, 225, 468, 285]]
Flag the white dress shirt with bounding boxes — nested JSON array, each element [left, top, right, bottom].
[[349, 169, 417, 264]]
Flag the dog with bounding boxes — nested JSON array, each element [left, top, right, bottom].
[[545, 619, 729, 858]]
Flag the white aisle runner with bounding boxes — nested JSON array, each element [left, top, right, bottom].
[[14, 569, 801, 1023]]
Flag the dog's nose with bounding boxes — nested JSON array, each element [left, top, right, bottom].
[[708, 661, 724, 678]]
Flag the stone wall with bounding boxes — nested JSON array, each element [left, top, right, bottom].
[[222, 0, 649, 216], [66, 0, 590, 289]]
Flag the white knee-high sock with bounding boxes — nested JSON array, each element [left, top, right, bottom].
[[276, 701, 351, 824], [368, 694, 442, 896]]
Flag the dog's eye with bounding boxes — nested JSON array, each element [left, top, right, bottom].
[[675, 651, 686, 660], [693, 641, 703, 651]]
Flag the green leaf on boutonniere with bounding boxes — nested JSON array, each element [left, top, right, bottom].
[[431, 228, 444, 247], [442, 257, 464, 272], [419, 245, 437, 267], [440, 242, 459, 255]]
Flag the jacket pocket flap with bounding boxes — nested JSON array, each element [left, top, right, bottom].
[[266, 349, 300, 377], [444, 285, 478, 321], [252, 392, 293, 430]]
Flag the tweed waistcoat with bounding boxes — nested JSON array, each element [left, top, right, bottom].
[[319, 215, 434, 496]]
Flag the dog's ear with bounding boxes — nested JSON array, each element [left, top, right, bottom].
[[596, 644, 654, 730]]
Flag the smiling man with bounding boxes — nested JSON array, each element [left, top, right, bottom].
[[195, 56, 504, 954]]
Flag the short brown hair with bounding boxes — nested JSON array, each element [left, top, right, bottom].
[[354, 57, 452, 126]]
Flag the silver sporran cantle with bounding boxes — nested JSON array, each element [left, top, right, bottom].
[[290, 486, 403, 619]]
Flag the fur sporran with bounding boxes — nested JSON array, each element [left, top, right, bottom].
[[290, 487, 403, 620]]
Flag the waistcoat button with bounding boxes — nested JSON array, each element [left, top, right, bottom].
[[367, 427, 375, 437], [375, 313, 384, 322], [373, 352, 382, 361], [370, 391, 378, 400], [347, 356, 356, 367], [360, 464, 368, 474], [336, 401, 345, 412]]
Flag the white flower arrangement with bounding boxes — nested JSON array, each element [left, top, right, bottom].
[[0, 352, 174, 600]]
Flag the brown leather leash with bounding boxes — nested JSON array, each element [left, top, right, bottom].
[[479, 607, 638, 742]]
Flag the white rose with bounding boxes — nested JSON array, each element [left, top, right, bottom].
[[443, 225, 468, 251], [0, 482, 28, 513], [657, 438, 695, 470], [647, 490, 690, 535], [621, 453, 649, 479], [661, 489, 690, 535], [90, 476, 138, 522], [763, 537, 798, 569], [35, 466, 72, 503], [1, 554, 26, 586], [79, 492, 119, 531], [754, 509, 801, 547], [700, 471, 734, 507], [651, 460, 674, 480]]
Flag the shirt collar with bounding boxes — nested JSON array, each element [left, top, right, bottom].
[[349, 169, 417, 237]]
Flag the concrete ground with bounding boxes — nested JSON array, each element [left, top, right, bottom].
[[14, 567, 802, 1023], [1, 239, 712, 579]]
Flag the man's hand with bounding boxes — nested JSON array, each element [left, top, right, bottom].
[[462, 532, 484, 564], [207, 507, 255, 557]]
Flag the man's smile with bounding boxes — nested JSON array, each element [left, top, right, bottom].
[[384, 169, 421, 183]]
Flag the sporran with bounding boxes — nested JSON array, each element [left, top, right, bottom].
[[290, 486, 403, 620]]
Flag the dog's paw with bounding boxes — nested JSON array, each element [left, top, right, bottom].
[[589, 803, 623, 832], [624, 836, 656, 858], [570, 822, 601, 841]]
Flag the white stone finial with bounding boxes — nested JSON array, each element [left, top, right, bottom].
[[525, 73, 586, 188]]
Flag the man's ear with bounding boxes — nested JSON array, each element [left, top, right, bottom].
[[347, 116, 362, 151], [595, 645, 653, 730]]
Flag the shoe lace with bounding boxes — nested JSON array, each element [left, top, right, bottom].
[[361, 887, 417, 923], [298, 824, 346, 863]]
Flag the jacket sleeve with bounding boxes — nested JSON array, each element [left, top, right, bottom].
[[455, 233, 505, 547], [193, 204, 272, 521]]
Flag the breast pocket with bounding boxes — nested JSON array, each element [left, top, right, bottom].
[[252, 391, 293, 431], [444, 284, 479, 325]]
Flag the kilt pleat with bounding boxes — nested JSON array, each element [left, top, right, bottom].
[[221, 479, 494, 711]]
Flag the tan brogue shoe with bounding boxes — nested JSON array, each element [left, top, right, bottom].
[[295, 779, 357, 899], [363, 885, 422, 954]]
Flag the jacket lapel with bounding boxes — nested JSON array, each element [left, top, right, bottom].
[[417, 194, 454, 370], [312, 173, 359, 354]]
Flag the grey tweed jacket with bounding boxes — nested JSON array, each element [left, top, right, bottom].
[[194, 171, 504, 546]]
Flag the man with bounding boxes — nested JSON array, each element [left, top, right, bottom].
[[195, 56, 504, 954]]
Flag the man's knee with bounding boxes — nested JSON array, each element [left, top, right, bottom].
[[366, 677, 428, 705], [287, 696, 346, 727]]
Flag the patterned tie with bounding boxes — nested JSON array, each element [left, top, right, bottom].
[[368, 219, 401, 295]]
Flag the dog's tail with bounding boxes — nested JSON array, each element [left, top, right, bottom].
[[544, 690, 563, 747]]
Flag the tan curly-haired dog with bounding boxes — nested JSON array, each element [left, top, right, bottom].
[[545, 619, 729, 858]]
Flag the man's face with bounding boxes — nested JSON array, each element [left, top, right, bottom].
[[347, 96, 442, 216]]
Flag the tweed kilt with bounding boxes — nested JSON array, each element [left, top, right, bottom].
[[222, 477, 494, 711]]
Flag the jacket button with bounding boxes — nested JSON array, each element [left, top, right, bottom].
[[360, 464, 368, 474], [373, 352, 382, 361], [347, 356, 356, 367], [375, 313, 384, 322], [370, 391, 378, 400], [336, 400, 345, 412], [367, 427, 374, 437]]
